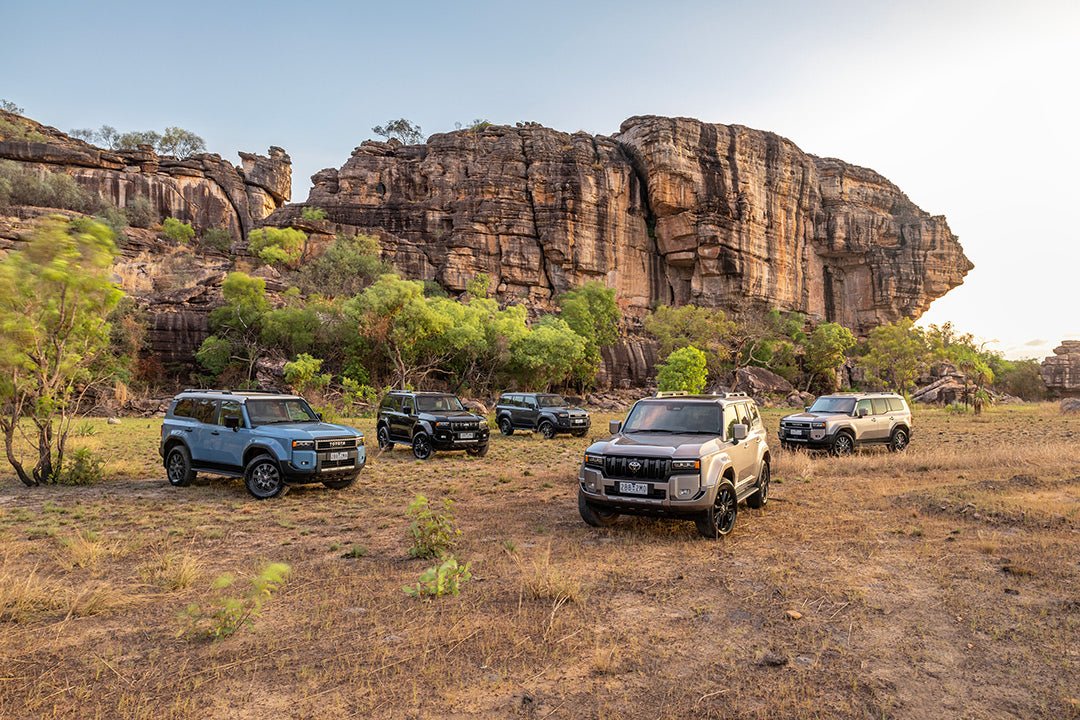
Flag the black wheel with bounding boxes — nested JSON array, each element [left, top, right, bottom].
[[377, 425, 394, 451], [572, 429, 588, 438], [696, 482, 738, 538], [165, 445, 195, 487], [323, 473, 358, 490], [498, 417, 514, 436], [578, 489, 619, 527], [539, 421, 556, 440], [466, 443, 489, 457], [746, 459, 770, 509], [889, 427, 910, 452], [412, 433, 433, 461], [831, 431, 855, 457], [244, 454, 286, 499]]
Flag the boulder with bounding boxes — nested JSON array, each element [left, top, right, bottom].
[[1041, 341, 1080, 398], [731, 366, 794, 399], [1061, 398, 1080, 414]]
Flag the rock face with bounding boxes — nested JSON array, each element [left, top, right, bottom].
[[269, 115, 971, 334], [0, 110, 291, 239], [1041, 342, 1080, 397]]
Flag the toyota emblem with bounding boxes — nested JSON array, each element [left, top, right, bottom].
[[628, 460, 642, 473]]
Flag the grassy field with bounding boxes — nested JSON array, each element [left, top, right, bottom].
[[0, 404, 1076, 719]]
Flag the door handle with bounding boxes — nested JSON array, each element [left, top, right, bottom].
[[211, 430, 220, 436]]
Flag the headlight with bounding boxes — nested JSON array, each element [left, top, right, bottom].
[[356, 435, 364, 446], [557, 412, 569, 417], [291, 440, 315, 451], [584, 453, 604, 468], [434, 421, 447, 428], [811, 421, 826, 429], [671, 459, 701, 472]]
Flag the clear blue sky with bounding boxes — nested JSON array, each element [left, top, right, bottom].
[[3, 0, 1077, 359]]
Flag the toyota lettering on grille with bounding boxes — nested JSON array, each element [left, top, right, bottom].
[[327, 440, 349, 447]]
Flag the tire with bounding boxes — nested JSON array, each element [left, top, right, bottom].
[[572, 429, 588, 438], [244, 454, 286, 499], [746, 459, 770, 509], [165, 445, 195, 487], [322, 474, 358, 490], [831, 431, 855, 457], [377, 425, 394, 451], [412, 433, 434, 461], [466, 443, 489, 458], [498, 417, 514, 436], [889, 427, 910, 452], [539, 421, 556, 440], [578, 489, 619, 527], [696, 482, 738, 538]]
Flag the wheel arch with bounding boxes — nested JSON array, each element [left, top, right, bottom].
[[162, 437, 190, 464], [243, 444, 281, 467]]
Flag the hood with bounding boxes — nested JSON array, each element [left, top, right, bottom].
[[589, 432, 720, 458], [421, 410, 484, 422], [782, 411, 848, 422], [253, 422, 362, 438]]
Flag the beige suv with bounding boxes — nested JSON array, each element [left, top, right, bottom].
[[577, 392, 771, 538], [778, 392, 912, 455]]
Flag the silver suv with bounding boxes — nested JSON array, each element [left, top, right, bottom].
[[778, 392, 912, 455], [577, 392, 771, 538]]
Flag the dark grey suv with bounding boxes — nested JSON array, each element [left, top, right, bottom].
[[495, 393, 590, 439]]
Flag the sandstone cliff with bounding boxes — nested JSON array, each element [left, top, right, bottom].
[[1041, 341, 1080, 397], [0, 110, 291, 239], [268, 115, 971, 334]]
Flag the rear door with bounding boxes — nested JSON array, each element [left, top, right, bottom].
[[868, 398, 892, 440], [521, 396, 539, 428], [187, 398, 220, 463], [395, 396, 416, 440], [731, 403, 759, 486]]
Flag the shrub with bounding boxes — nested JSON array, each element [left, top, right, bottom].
[[297, 233, 388, 298], [406, 494, 459, 559], [656, 345, 708, 394], [0, 160, 102, 213], [124, 197, 156, 228], [59, 448, 105, 486], [182, 562, 291, 641], [199, 227, 233, 253], [0, 117, 47, 142], [340, 545, 368, 559], [284, 353, 330, 394], [95, 206, 129, 244], [301, 206, 327, 222], [403, 555, 472, 598], [248, 227, 306, 267], [162, 217, 194, 244]]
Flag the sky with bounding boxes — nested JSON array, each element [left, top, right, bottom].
[[2, 0, 1077, 360]]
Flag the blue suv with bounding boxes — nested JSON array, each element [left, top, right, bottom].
[[159, 390, 366, 499]]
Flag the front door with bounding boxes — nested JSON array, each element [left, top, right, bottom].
[[730, 403, 760, 486], [205, 400, 250, 468], [393, 397, 416, 440]]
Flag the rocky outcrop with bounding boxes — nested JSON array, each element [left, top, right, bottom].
[[270, 115, 971, 335], [0, 110, 291, 239], [1041, 342, 1080, 397]]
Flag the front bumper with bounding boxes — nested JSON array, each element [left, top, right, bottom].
[[578, 466, 713, 513], [286, 447, 367, 483], [431, 428, 490, 450], [779, 426, 831, 448], [556, 416, 591, 431]]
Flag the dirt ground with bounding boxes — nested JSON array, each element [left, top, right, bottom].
[[0, 403, 1076, 719]]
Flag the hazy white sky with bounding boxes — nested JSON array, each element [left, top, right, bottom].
[[3, 0, 1076, 359]]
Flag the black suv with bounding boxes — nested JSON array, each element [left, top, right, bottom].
[[495, 392, 591, 439], [376, 391, 490, 460]]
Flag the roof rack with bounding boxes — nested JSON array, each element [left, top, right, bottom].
[[181, 389, 233, 394], [715, 392, 749, 399], [179, 388, 286, 395], [655, 391, 689, 397]]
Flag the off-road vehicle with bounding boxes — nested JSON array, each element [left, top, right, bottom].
[[160, 390, 366, 499], [577, 392, 771, 538], [376, 391, 490, 460], [778, 392, 912, 455], [495, 392, 591, 438]]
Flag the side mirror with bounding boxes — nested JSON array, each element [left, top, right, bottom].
[[856, 407, 868, 418], [609, 420, 622, 435], [805, 406, 811, 412], [732, 423, 749, 441], [224, 416, 241, 431], [316, 412, 323, 421]]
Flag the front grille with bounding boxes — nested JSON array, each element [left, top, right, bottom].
[[782, 422, 811, 430], [607, 483, 667, 500], [316, 437, 357, 451], [451, 421, 480, 431], [603, 456, 669, 481]]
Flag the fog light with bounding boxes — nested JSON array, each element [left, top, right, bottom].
[[678, 488, 692, 498]]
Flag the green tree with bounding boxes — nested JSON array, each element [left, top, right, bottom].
[[0, 99, 24, 114], [992, 358, 1046, 401], [300, 206, 327, 222], [283, 354, 330, 394], [162, 217, 194, 244], [297, 233, 388, 298], [465, 273, 490, 299], [856, 319, 930, 394], [261, 304, 320, 358], [804, 322, 857, 392], [0, 216, 123, 485], [248, 227, 306, 268], [198, 272, 270, 379], [509, 316, 587, 390], [157, 127, 206, 157], [557, 281, 620, 386], [372, 118, 424, 145], [644, 304, 736, 376], [656, 346, 709, 394]]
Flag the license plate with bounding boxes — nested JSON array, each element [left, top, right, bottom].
[[573, 419, 585, 424], [789, 429, 804, 436], [619, 481, 649, 495], [329, 451, 349, 461], [459, 432, 475, 439]]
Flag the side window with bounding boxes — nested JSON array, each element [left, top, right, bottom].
[[172, 399, 194, 418], [871, 398, 890, 415], [724, 407, 741, 440], [887, 397, 905, 413], [191, 399, 218, 424], [736, 403, 750, 427], [380, 395, 393, 411], [747, 402, 761, 427], [402, 398, 414, 415], [855, 399, 873, 416], [219, 401, 243, 426]]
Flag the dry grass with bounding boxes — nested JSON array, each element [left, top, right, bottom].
[[0, 403, 1076, 719]]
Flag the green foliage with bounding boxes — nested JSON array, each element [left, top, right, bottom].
[[297, 233, 389, 298], [0, 99, 24, 114], [993, 358, 1046, 401], [0, 161, 103, 213], [156, 127, 206, 157], [182, 562, 291, 641], [300, 206, 327, 222], [372, 118, 424, 145], [466, 272, 490, 299], [459, 118, 492, 131], [656, 346, 709, 394], [94, 206, 128, 243], [857, 319, 930, 394], [340, 377, 380, 413], [0, 117, 47, 142], [0, 216, 123, 486], [283, 353, 330, 394], [557, 281, 620, 386], [195, 336, 232, 377], [341, 544, 368, 559], [248, 227, 306, 268], [406, 494, 460, 560], [59, 448, 104, 486], [199, 272, 270, 380], [162, 217, 194, 244], [123, 197, 156, 228], [804, 322, 857, 392], [509, 315, 587, 391], [403, 555, 472, 598], [644, 305, 736, 376], [198, 227, 233, 253], [70, 125, 205, 157], [261, 305, 319, 357]]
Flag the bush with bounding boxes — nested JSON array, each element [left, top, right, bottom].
[[406, 494, 459, 559], [657, 346, 708, 394], [403, 556, 472, 598], [297, 233, 388, 298], [283, 353, 330, 393], [301, 206, 327, 222], [248, 227, 306, 267], [0, 161, 103, 213], [162, 217, 194, 244], [199, 227, 233, 253], [124, 197, 156, 228], [94, 207, 128, 244], [59, 448, 105, 486], [182, 562, 291, 641]]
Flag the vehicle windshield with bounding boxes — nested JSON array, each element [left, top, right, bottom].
[[537, 394, 568, 408], [416, 395, 465, 413], [808, 397, 856, 414], [246, 398, 319, 425], [622, 401, 722, 434]]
